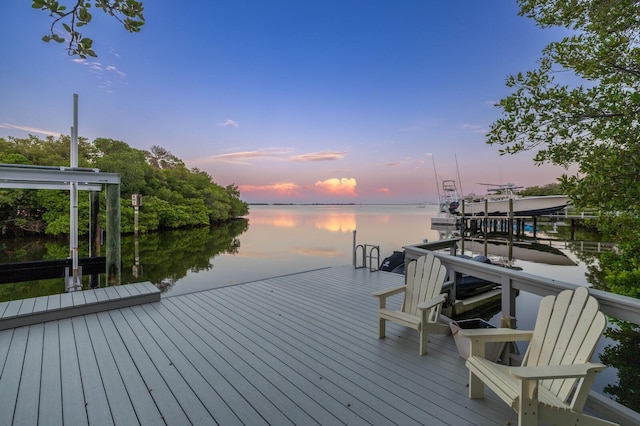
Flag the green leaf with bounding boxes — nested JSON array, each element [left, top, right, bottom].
[[41, 35, 51, 42]]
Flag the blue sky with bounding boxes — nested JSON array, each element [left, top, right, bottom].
[[0, 1, 573, 203]]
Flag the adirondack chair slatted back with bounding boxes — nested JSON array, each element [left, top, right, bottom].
[[403, 254, 447, 323], [522, 286, 606, 403]]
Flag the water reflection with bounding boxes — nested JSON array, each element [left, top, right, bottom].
[[120, 218, 249, 292], [314, 213, 357, 233]]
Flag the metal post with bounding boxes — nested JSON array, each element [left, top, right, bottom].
[[352, 230, 357, 267], [106, 183, 121, 286], [89, 191, 101, 288], [68, 93, 81, 291]]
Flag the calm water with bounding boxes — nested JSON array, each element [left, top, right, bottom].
[[159, 204, 449, 296], [144, 204, 598, 298], [0, 204, 599, 299]]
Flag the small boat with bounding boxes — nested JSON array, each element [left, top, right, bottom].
[[463, 183, 570, 216]]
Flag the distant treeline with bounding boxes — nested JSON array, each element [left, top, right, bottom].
[[0, 135, 248, 236]]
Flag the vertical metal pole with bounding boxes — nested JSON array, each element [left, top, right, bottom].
[[352, 230, 357, 267], [106, 183, 121, 285], [508, 198, 514, 241], [89, 191, 101, 288], [71, 94, 78, 166], [68, 93, 80, 291]]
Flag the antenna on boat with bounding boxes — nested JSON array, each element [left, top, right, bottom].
[[430, 154, 441, 200], [454, 154, 463, 197]]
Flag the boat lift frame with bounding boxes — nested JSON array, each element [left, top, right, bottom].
[[0, 163, 121, 289]]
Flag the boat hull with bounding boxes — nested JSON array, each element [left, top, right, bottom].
[[463, 195, 569, 216]]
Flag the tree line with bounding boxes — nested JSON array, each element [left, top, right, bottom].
[[0, 135, 248, 236]]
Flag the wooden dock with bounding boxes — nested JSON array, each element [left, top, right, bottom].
[[0, 266, 622, 425]]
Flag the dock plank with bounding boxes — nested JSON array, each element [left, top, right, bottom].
[[141, 302, 269, 426], [0, 301, 9, 317], [58, 318, 88, 425], [71, 290, 86, 307], [107, 308, 193, 425], [0, 327, 29, 425], [132, 303, 243, 425], [117, 306, 215, 424], [0, 283, 160, 330], [13, 323, 44, 425], [60, 293, 73, 309], [39, 322, 63, 426], [71, 315, 113, 425], [47, 294, 61, 310], [84, 313, 140, 425], [32, 296, 49, 314], [2, 300, 22, 319], [160, 298, 298, 425], [16, 298, 35, 316]]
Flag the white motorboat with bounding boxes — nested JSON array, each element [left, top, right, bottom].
[[430, 179, 461, 227], [463, 184, 570, 216]]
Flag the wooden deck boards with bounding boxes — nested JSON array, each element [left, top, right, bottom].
[[0, 266, 527, 425], [0, 282, 160, 331]]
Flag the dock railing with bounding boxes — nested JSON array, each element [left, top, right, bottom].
[[404, 238, 640, 325], [404, 238, 640, 423]]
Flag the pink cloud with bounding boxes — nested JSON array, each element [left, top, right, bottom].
[[239, 182, 300, 195], [288, 151, 346, 162]]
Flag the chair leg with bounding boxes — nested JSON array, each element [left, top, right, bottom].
[[468, 370, 485, 399], [419, 330, 427, 355], [378, 318, 386, 339], [517, 379, 538, 426]]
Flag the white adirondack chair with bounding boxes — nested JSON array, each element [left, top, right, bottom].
[[460, 286, 618, 426], [372, 253, 449, 355]]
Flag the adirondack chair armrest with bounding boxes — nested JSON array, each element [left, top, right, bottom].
[[509, 362, 606, 381], [372, 285, 406, 299], [459, 328, 534, 343], [372, 285, 406, 309], [417, 293, 447, 310]]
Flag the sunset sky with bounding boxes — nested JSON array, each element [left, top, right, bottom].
[[0, 1, 574, 204]]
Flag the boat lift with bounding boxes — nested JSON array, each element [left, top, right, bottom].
[[0, 94, 122, 290]]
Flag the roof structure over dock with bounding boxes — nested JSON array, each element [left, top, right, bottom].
[[0, 266, 632, 425]]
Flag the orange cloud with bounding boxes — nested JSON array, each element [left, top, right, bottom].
[[376, 187, 391, 195], [314, 178, 357, 197]]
